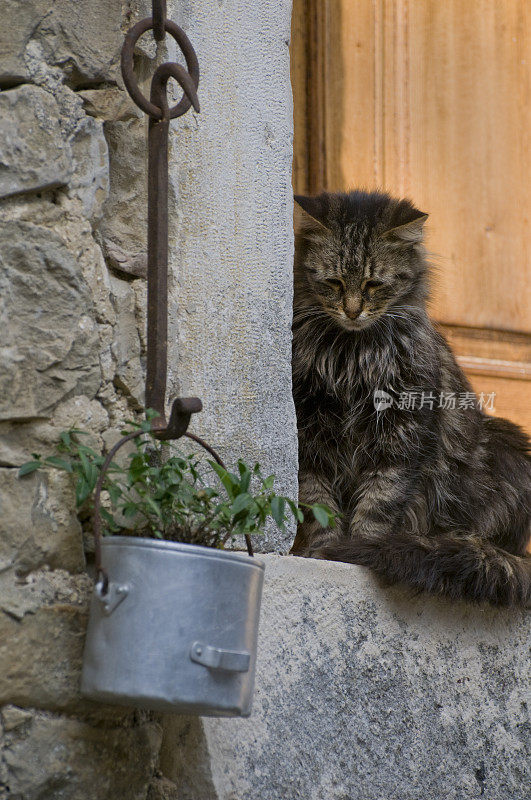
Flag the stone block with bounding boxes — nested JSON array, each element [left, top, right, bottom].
[[0, 0, 123, 88], [163, 554, 531, 800], [0, 468, 84, 574], [0, 709, 161, 800], [52, 396, 109, 440], [98, 117, 149, 279], [69, 113, 109, 222], [0, 82, 108, 221], [0, 85, 72, 200], [0, 397, 109, 467], [0, 706, 32, 733], [79, 87, 141, 124], [0, 1, 47, 87], [0, 221, 101, 421], [0, 569, 91, 713], [109, 275, 145, 406], [158, 716, 218, 800], [0, 422, 61, 470]]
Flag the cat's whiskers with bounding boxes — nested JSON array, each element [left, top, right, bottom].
[[293, 306, 335, 325]]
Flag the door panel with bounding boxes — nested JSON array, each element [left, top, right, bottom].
[[291, 0, 531, 433]]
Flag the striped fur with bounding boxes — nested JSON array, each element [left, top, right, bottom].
[[292, 190, 531, 607]]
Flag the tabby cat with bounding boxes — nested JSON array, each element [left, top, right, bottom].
[[291, 190, 531, 607]]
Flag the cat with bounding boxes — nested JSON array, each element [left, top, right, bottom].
[[291, 189, 531, 607]]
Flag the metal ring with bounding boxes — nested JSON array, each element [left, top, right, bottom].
[[121, 18, 199, 120]]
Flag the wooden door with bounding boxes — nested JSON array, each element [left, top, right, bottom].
[[291, 0, 531, 433]]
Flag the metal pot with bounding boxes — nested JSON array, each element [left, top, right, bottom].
[[81, 537, 264, 717]]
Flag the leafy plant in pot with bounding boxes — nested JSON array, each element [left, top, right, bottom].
[[19, 416, 334, 717]]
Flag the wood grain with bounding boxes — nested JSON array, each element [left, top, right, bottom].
[[380, 0, 531, 335], [290, 0, 531, 432], [291, 0, 310, 195], [441, 324, 531, 432]]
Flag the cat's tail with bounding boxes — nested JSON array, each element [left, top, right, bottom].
[[317, 532, 531, 607]]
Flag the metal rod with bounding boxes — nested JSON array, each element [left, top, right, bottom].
[[145, 63, 199, 434], [146, 114, 170, 428], [152, 0, 167, 41]]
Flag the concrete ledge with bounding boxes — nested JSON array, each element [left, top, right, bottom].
[[161, 554, 530, 800]]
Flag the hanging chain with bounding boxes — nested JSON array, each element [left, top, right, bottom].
[[120, 0, 200, 437], [94, 2, 252, 591]]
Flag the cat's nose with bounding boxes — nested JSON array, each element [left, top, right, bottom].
[[343, 296, 363, 320]]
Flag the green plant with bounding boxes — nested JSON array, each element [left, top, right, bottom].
[[18, 421, 336, 549]]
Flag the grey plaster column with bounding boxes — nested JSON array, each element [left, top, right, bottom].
[[166, 0, 298, 552]]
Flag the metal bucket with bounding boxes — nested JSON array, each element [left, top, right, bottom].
[[81, 537, 265, 717]]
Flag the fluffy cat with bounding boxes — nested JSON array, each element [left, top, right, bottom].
[[291, 190, 531, 607]]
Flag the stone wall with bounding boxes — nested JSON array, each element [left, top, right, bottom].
[[164, 556, 530, 800], [0, 1, 295, 797]]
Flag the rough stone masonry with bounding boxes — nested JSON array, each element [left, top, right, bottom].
[[0, 0, 295, 797]]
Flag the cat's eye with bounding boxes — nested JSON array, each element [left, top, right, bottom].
[[325, 278, 344, 291], [363, 279, 384, 290]]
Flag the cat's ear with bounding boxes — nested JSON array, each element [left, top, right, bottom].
[[381, 213, 428, 244], [294, 194, 331, 231]]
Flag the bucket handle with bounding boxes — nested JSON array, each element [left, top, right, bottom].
[[190, 641, 251, 673], [93, 430, 254, 594]]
